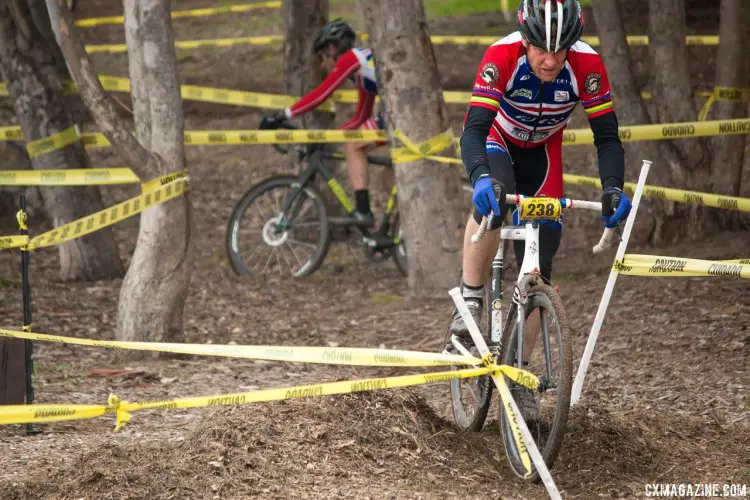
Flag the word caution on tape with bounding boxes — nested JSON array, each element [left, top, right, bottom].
[[613, 255, 750, 278], [0, 327, 480, 367], [564, 173, 750, 212], [22, 174, 188, 251], [74, 1, 281, 28], [0, 366, 526, 429]]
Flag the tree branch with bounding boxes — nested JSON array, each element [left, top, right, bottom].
[[45, 0, 155, 175]]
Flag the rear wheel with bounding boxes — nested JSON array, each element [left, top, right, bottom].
[[499, 284, 571, 481], [226, 175, 330, 277]]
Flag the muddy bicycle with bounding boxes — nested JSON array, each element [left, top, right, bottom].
[[226, 119, 407, 278], [444, 186, 615, 481]]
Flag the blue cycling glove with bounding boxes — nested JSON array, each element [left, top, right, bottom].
[[472, 176, 502, 217], [600, 187, 632, 228]]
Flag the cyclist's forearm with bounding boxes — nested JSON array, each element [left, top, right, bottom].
[[590, 111, 625, 190], [461, 106, 496, 184]]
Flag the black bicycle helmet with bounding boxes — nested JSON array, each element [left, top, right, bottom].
[[517, 0, 584, 52], [312, 19, 356, 56]]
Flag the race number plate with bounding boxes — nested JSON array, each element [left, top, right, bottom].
[[518, 197, 562, 221]]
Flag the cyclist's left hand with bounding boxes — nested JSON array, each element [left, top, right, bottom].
[[600, 187, 631, 228], [259, 111, 287, 130]]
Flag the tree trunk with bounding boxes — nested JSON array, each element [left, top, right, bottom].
[[0, 0, 123, 281], [646, 0, 712, 242], [360, 0, 465, 297], [282, 0, 331, 130], [49, 0, 191, 351], [648, 0, 711, 172], [117, 0, 191, 346], [707, 0, 750, 228], [592, 0, 686, 244]]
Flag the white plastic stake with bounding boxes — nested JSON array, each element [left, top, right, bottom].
[[570, 160, 651, 406], [448, 288, 561, 500]]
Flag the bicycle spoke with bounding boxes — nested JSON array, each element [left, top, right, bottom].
[[287, 238, 319, 249], [275, 245, 295, 275], [291, 199, 314, 222], [259, 246, 276, 274], [285, 240, 305, 268]]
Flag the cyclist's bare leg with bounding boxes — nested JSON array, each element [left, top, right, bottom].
[[344, 142, 371, 191], [462, 216, 500, 286]]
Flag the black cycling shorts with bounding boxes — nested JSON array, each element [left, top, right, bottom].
[[471, 135, 562, 283]]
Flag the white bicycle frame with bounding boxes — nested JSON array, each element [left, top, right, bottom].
[[451, 194, 612, 356]]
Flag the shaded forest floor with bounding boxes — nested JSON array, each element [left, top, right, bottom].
[[0, 1, 748, 499]]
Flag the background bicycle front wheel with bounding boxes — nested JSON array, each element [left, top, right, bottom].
[[226, 175, 330, 278], [499, 284, 572, 481]]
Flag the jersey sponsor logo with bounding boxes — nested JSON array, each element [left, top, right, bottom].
[[509, 88, 533, 99], [520, 74, 532, 81], [554, 90, 569, 102], [584, 72, 602, 95], [510, 127, 549, 142], [480, 62, 500, 85], [485, 142, 506, 154]]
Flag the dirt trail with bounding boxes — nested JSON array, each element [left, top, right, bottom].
[[1, 2, 748, 499]]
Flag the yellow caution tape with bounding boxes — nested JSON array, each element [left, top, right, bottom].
[[79, 33, 721, 54], [3, 119, 748, 150], [74, 1, 281, 28], [0, 168, 140, 186], [613, 254, 750, 278], [0, 125, 24, 141], [25, 125, 81, 158], [183, 129, 386, 145], [493, 372, 533, 477], [25, 176, 188, 250], [390, 129, 462, 165], [85, 36, 284, 54], [0, 327, 481, 367], [0, 363, 538, 430], [698, 86, 750, 121], [564, 173, 750, 212], [563, 118, 750, 145], [0, 235, 29, 250]]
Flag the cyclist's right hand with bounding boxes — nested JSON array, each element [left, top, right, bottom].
[[259, 111, 287, 130], [472, 176, 503, 217]]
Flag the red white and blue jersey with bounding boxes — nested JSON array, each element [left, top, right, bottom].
[[287, 48, 378, 130], [469, 31, 614, 149]]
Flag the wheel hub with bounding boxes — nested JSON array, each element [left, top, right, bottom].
[[262, 216, 289, 247]]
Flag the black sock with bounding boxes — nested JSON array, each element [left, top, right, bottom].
[[355, 189, 371, 214], [462, 282, 484, 307]]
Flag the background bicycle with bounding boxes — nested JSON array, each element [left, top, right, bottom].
[[226, 119, 407, 278]]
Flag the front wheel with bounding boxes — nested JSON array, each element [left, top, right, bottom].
[[447, 280, 493, 431], [226, 175, 330, 277], [499, 284, 572, 481]]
